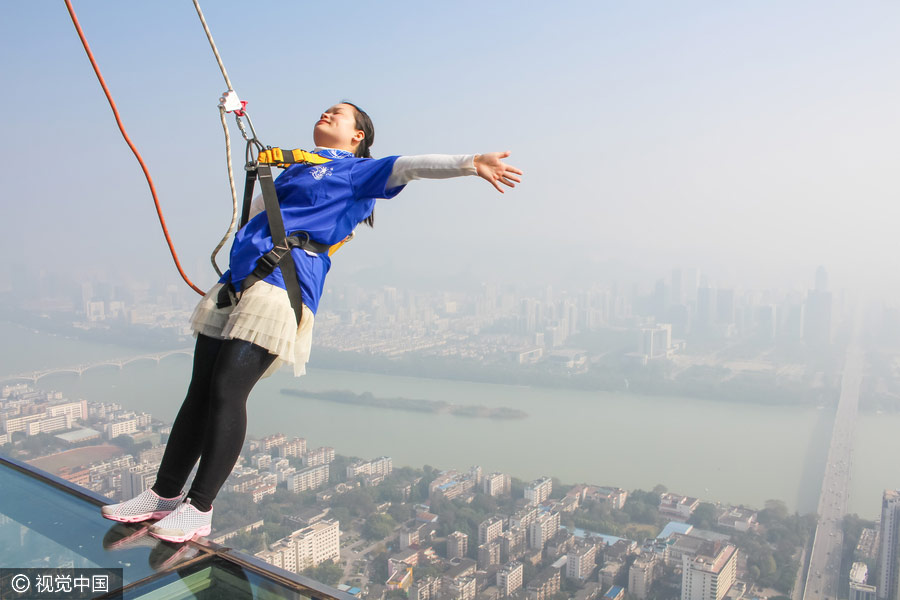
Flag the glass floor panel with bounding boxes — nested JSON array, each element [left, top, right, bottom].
[[0, 456, 352, 600], [0, 457, 161, 585]]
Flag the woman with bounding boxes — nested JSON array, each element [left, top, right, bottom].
[[100, 102, 523, 543]]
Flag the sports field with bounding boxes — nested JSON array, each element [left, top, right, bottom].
[[27, 444, 125, 474]]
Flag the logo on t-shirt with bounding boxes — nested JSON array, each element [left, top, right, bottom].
[[310, 165, 334, 181]]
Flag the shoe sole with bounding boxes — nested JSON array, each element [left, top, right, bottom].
[[148, 525, 211, 544], [101, 510, 174, 523]]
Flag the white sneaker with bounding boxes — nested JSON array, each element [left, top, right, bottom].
[[148, 498, 213, 543], [101, 489, 184, 523]]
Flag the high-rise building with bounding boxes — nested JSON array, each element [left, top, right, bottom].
[[255, 519, 340, 573], [805, 289, 833, 346], [681, 544, 738, 600], [483, 472, 511, 497], [121, 462, 159, 499], [525, 477, 552, 505], [479, 517, 504, 545], [878, 490, 900, 600], [286, 464, 329, 493], [528, 511, 560, 550], [497, 561, 524, 597], [671, 269, 684, 306], [566, 543, 597, 581], [696, 286, 717, 334], [478, 541, 501, 569], [716, 289, 735, 324], [629, 555, 659, 599], [448, 531, 469, 560], [346, 456, 392, 478], [639, 325, 673, 360], [756, 305, 777, 341], [499, 526, 527, 562]]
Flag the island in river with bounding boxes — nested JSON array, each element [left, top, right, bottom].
[[280, 388, 528, 420]]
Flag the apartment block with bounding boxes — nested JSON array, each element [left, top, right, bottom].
[[681, 544, 738, 600], [478, 540, 501, 570], [286, 464, 329, 493], [525, 477, 553, 505], [448, 531, 469, 559], [410, 576, 442, 600], [566, 542, 597, 581], [480, 516, 504, 545], [499, 526, 527, 562], [347, 456, 393, 479], [483, 472, 511, 497], [277, 437, 307, 458], [496, 561, 523, 597], [255, 519, 340, 573], [445, 576, 476, 600], [629, 555, 659, 599], [528, 511, 560, 550], [526, 567, 560, 600], [260, 433, 286, 452]]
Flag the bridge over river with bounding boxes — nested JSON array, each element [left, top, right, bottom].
[[0, 348, 193, 385], [796, 340, 863, 600]]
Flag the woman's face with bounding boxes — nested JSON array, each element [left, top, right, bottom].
[[313, 103, 364, 151]]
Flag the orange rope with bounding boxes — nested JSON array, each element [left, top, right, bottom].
[[64, 0, 205, 296]]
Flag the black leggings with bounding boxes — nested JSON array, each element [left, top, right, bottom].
[[150, 334, 276, 512]]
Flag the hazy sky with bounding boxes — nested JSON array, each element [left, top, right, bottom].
[[2, 2, 898, 297]]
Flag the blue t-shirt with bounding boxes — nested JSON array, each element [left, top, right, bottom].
[[219, 149, 405, 314]]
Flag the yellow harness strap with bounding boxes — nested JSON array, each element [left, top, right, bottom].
[[254, 147, 354, 257], [256, 147, 332, 168]]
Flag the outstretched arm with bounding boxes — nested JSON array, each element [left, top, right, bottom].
[[386, 152, 523, 192]]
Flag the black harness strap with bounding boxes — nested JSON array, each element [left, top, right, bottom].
[[239, 167, 257, 229], [216, 164, 307, 327]]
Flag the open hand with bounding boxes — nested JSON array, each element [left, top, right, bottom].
[[474, 151, 523, 193]]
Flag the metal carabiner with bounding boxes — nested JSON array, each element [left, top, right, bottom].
[[234, 110, 260, 145], [244, 138, 263, 168]]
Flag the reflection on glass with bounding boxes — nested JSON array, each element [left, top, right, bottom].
[[128, 557, 312, 599]]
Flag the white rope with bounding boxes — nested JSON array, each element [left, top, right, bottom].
[[209, 106, 239, 277], [192, 0, 232, 91], [192, 0, 240, 276]]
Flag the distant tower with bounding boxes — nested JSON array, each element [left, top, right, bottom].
[[878, 490, 900, 600], [671, 269, 684, 306], [716, 289, 735, 325], [696, 286, 717, 333], [815, 265, 829, 292], [806, 267, 833, 346]]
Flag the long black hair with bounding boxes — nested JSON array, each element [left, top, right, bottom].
[[343, 101, 376, 228]]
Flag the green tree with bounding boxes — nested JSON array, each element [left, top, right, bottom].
[[364, 513, 397, 540], [303, 560, 344, 586], [688, 503, 718, 530]]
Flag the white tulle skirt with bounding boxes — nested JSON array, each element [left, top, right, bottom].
[[189, 281, 314, 378]]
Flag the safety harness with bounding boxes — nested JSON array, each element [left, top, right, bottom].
[[216, 148, 353, 327]]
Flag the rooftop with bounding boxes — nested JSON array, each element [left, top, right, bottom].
[[0, 454, 353, 600]]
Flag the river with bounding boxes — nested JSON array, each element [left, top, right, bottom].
[[2, 320, 897, 518]]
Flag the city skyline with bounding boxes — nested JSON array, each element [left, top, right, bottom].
[[2, 3, 899, 299]]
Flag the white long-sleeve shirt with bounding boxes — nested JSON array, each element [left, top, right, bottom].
[[247, 153, 477, 220]]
